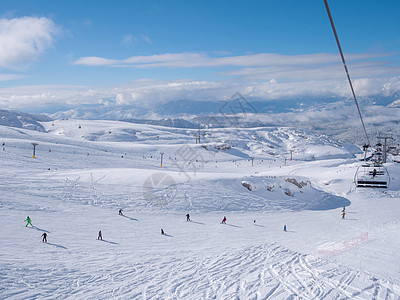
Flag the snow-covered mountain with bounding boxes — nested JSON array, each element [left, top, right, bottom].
[[388, 99, 400, 108], [49, 97, 343, 120], [45, 90, 399, 144], [0, 109, 51, 132], [2, 93, 399, 149]]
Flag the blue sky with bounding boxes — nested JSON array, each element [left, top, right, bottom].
[[0, 0, 400, 111]]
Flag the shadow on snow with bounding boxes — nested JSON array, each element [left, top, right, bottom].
[[46, 242, 67, 249], [99, 239, 119, 245], [121, 215, 138, 221], [30, 226, 50, 233], [225, 223, 242, 228], [189, 220, 205, 225]]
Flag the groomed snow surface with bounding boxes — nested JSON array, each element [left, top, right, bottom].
[[1, 119, 400, 299]]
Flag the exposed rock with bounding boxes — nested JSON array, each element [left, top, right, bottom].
[[285, 178, 309, 188], [242, 181, 252, 191]]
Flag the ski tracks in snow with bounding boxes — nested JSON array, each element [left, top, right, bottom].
[[3, 243, 398, 299], [133, 243, 399, 299]]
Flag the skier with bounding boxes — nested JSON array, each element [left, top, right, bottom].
[[283, 225, 287, 232], [253, 219, 256, 224], [25, 216, 32, 227], [186, 213, 190, 221], [342, 211, 346, 219], [221, 216, 227, 224], [372, 169, 377, 177], [97, 230, 102, 240], [119, 209, 123, 216], [41, 232, 47, 243], [161, 229, 165, 235]]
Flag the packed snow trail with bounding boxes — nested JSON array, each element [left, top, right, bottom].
[[1, 242, 398, 299], [1, 120, 400, 299]]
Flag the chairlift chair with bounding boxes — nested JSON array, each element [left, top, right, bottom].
[[354, 163, 390, 188]]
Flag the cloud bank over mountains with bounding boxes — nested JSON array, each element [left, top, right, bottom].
[[1, 75, 399, 112]]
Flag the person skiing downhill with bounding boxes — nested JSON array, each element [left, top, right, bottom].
[[186, 214, 190, 221], [119, 209, 123, 216], [161, 229, 165, 235], [221, 216, 227, 224], [25, 216, 32, 227], [283, 225, 287, 231], [97, 230, 102, 240], [41, 232, 47, 243], [342, 211, 346, 219]]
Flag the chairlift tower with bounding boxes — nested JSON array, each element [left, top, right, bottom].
[[362, 144, 369, 161], [198, 127, 201, 144], [32, 142, 38, 158], [160, 152, 164, 167], [377, 135, 393, 163]]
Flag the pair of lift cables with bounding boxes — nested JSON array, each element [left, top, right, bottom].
[[323, 0, 371, 146]]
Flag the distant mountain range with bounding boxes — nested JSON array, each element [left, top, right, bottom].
[[1, 91, 399, 146], [50, 97, 342, 120], [47, 89, 400, 119], [0, 109, 51, 132]]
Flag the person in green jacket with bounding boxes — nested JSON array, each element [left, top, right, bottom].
[[25, 216, 32, 227]]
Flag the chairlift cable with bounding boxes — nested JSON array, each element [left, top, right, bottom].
[[323, 0, 371, 146]]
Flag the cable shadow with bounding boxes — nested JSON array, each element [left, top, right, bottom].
[[46, 242, 67, 249], [121, 215, 138, 221], [31, 226, 50, 233]]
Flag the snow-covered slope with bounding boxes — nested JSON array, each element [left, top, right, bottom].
[[388, 99, 400, 108], [0, 109, 51, 132], [1, 119, 399, 299], [47, 94, 400, 145]]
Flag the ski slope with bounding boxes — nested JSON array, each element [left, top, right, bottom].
[[0, 119, 399, 299]]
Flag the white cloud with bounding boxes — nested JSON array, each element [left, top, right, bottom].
[[221, 60, 400, 81], [121, 34, 133, 45], [72, 51, 400, 84], [121, 34, 151, 45], [2, 48, 400, 110], [0, 16, 60, 70], [0, 73, 26, 81], [73, 56, 116, 66], [1, 76, 400, 111], [140, 34, 151, 44], [72, 52, 383, 69]]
